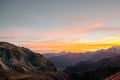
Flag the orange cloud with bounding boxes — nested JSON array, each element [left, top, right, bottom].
[[19, 37, 120, 53]]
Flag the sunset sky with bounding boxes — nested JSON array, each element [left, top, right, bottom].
[[0, 0, 120, 53]]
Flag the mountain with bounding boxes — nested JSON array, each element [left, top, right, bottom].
[[47, 46, 120, 69], [0, 42, 56, 73], [89, 46, 120, 62], [105, 71, 120, 80], [0, 42, 68, 80], [64, 55, 120, 80], [1, 42, 120, 80], [43, 51, 67, 58], [68, 67, 120, 80], [48, 53, 88, 69], [64, 55, 120, 73], [43, 53, 56, 58]]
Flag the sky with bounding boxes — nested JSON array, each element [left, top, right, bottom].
[[0, 0, 120, 53]]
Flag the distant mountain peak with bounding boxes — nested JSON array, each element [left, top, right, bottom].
[[106, 46, 120, 53], [109, 46, 120, 50]]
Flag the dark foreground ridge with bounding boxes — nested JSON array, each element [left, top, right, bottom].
[[105, 71, 120, 80]]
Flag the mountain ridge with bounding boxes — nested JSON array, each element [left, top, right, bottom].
[[46, 46, 120, 69], [0, 42, 69, 80]]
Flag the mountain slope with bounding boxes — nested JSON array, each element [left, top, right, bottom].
[[48, 53, 87, 69], [47, 46, 120, 69], [64, 55, 120, 73], [68, 67, 120, 80], [64, 55, 120, 80], [105, 71, 120, 80], [89, 46, 120, 62], [0, 42, 56, 73], [0, 42, 68, 80], [43, 51, 67, 58]]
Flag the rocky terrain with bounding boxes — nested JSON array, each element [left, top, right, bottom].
[[0, 42, 68, 80], [0, 42, 120, 80]]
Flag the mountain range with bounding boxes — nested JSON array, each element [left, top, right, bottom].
[[45, 46, 120, 69], [64, 55, 120, 73], [0, 42, 120, 80]]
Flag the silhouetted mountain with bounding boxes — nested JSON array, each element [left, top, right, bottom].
[[43, 51, 67, 58], [68, 67, 120, 80], [105, 71, 120, 80], [0, 42, 68, 80], [64, 55, 120, 80], [64, 55, 120, 73], [48, 53, 88, 69], [47, 46, 120, 69]]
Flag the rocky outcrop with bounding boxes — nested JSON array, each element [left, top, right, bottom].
[[0, 42, 67, 80]]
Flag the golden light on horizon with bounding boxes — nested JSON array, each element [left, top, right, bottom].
[[19, 39, 120, 53], [1, 0, 120, 54]]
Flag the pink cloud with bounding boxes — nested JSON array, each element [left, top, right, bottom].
[[104, 13, 120, 22], [98, 27, 120, 31], [0, 27, 27, 39], [62, 16, 86, 24], [33, 21, 104, 39]]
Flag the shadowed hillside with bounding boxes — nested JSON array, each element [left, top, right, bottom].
[[47, 46, 120, 69], [105, 71, 120, 80], [64, 55, 120, 73], [0, 42, 68, 80]]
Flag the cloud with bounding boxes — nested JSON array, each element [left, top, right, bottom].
[[62, 16, 86, 24], [33, 21, 104, 39], [80, 36, 120, 44], [1, 21, 119, 47], [0, 21, 103, 42], [98, 27, 120, 31], [103, 13, 120, 22], [19, 37, 120, 53], [0, 27, 28, 39]]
